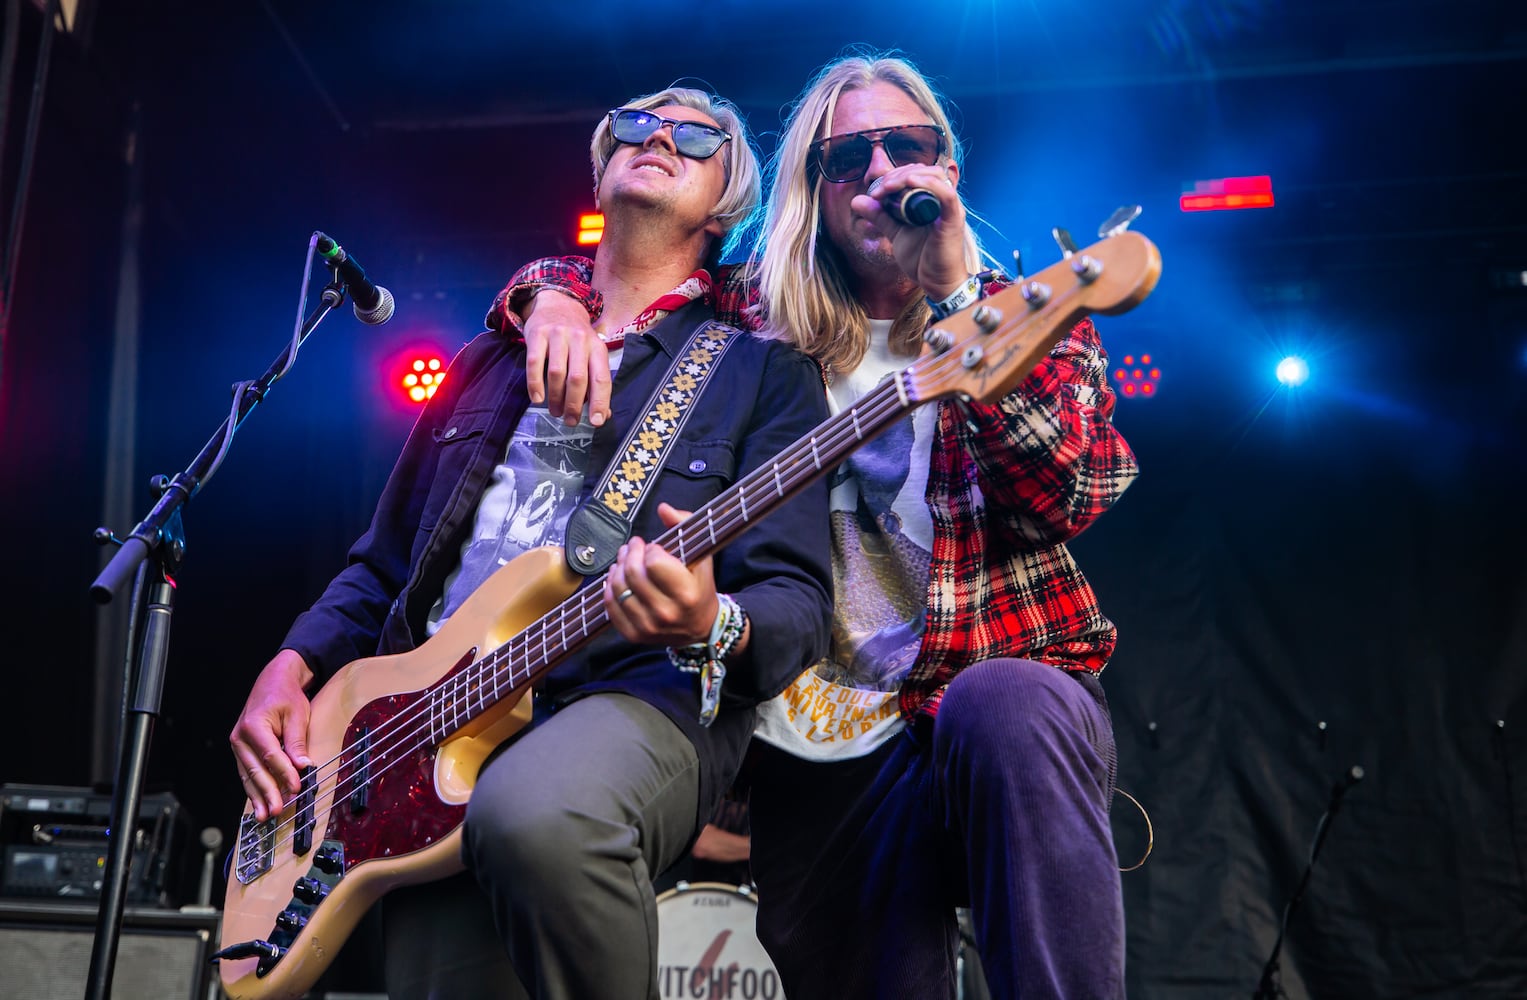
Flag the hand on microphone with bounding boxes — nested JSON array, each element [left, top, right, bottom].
[[315, 232, 396, 325], [858, 165, 969, 304]]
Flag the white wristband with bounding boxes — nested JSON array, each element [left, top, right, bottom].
[[926, 274, 982, 320]]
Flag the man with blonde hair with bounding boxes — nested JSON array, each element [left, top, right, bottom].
[[229, 86, 832, 998], [501, 51, 1134, 999]]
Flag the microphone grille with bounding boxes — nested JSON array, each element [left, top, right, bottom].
[[356, 285, 396, 326]]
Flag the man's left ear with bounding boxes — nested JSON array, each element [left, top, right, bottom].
[[704, 215, 726, 239], [945, 161, 960, 189]]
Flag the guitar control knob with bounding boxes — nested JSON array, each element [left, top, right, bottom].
[[313, 845, 344, 875], [275, 909, 309, 934], [292, 877, 331, 905]]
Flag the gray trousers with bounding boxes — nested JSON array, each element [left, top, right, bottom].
[[381, 692, 702, 999]]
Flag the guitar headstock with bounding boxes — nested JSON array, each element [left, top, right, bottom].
[[906, 224, 1162, 406]]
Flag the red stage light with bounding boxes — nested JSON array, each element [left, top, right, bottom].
[[1180, 176, 1275, 212], [1113, 352, 1162, 399], [399, 355, 445, 404], [577, 212, 605, 246]]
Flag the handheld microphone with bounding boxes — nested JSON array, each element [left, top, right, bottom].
[[315, 232, 396, 325], [883, 188, 941, 227]]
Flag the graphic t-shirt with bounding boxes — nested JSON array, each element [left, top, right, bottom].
[[427, 349, 624, 634], [754, 320, 935, 760]]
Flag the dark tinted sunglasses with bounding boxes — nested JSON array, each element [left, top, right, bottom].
[[810, 124, 947, 183], [608, 108, 732, 160]]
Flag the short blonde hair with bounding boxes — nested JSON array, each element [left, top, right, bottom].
[[591, 87, 762, 261], [753, 51, 985, 373]]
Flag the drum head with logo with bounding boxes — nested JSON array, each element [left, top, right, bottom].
[[656, 881, 782, 998]]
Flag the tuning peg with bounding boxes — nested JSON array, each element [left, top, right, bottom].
[[1098, 205, 1143, 238], [1010, 249, 1025, 283], [924, 327, 956, 353], [1051, 227, 1079, 258], [94, 526, 123, 547]]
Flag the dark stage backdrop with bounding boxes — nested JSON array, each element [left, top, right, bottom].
[[1, 5, 1524, 998]]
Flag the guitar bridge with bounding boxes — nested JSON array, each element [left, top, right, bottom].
[[234, 812, 274, 885]]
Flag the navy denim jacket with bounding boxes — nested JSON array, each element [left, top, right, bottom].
[[281, 300, 833, 818]]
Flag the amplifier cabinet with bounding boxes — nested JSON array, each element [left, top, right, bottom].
[[0, 900, 217, 1000], [0, 784, 196, 907]]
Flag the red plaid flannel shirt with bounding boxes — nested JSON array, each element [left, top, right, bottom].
[[489, 259, 1138, 721]]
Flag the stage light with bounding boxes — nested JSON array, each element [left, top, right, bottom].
[[399, 355, 446, 404], [1276, 356, 1309, 387], [577, 212, 604, 246], [1180, 176, 1275, 212], [1112, 353, 1162, 399]]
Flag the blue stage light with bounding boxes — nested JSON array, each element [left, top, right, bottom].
[[1276, 356, 1309, 387]]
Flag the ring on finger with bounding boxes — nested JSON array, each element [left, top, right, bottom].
[[617, 588, 635, 603]]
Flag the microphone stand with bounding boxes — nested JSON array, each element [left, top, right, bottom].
[[84, 276, 347, 1000], [1252, 766, 1365, 1000]]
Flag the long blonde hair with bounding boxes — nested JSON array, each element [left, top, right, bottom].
[[752, 51, 985, 374], [590, 87, 762, 264]]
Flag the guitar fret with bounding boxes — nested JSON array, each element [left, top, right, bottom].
[[851, 407, 863, 439], [773, 461, 784, 497], [810, 436, 821, 469], [739, 484, 749, 522]]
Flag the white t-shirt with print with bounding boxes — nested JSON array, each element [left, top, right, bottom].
[[754, 320, 935, 760]]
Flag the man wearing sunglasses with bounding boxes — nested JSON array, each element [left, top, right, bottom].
[[497, 52, 1133, 1000], [228, 87, 832, 999]]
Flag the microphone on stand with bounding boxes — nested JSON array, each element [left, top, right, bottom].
[[314, 232, 396, 325], [882, 188, 941, 227], [1328, 765, 1364, 812], [1253, 763, 1367, 999], [180, 826, 224, 913]]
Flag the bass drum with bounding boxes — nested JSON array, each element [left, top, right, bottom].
[[655, 881, 783, 999]]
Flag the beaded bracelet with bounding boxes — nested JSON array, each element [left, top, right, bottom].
[[668, 593, 748, 727]]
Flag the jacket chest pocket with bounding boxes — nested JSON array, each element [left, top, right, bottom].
[[656, 441, 738, 510], [419, 407, 497, 532]]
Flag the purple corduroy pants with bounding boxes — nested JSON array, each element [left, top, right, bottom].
[[750, 658, 1125, 999]]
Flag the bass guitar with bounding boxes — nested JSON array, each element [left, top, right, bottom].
[[216, 222, 1162, 999]]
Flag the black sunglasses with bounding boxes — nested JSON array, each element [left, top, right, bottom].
[[809, 124, 947, 183], [608, 108, 732, 160]]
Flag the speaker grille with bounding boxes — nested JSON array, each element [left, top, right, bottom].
[[0, 904, 214, 1000]]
